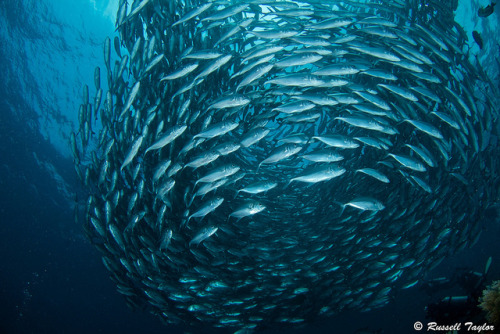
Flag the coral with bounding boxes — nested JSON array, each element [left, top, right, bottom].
[[479, 280, 500, 326]]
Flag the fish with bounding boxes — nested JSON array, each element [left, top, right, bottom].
[[266, 74, 348, 88], [182, 50, 223, 60], [152, 159, 171, 183], [292, 94, 338, 106], [335, 116, 398, 135], [184, 150, 220, 170], [287, 165, 346, 186], [74, 0, 499, 331], [229, 201, 266, 221], [348, 45, 400, 62], [193, 120, 239, 140], [430, 112, 460, 130], [478, 2, 496, 17], [258, 143, 302, 170], [236, 64, 274, 92], [195, 164, 240, 186], [313, 64, 363, 76], [144, 125, 187, 155], [354, 91, 391, 111], [404, 119, 444, 139], [236, 181, 277, 195], [472, 31, 483, 49], [190, 179, 228, 204], [405, 144, 436, 168], [308, 17, 353, 30], [377, 84, 418, 102], [312, 135, 360, 149], [248, 29, 299, 39], [240, 128, 270, 148], [120, 135, 143, 171], [143, 54, 165, 77], [207, 95, 250, 111], [355, 168, 390, 184], [361, 69, 398, 81], [273, 101, 315, 114], [343, 197, 385, 212], [125, 0, 152, 24], [172, 3, 212, 27], [194, 54, 232, 80], [187, 197, 224, 223], [302, 149, 344, 163], [388, 153, 427, 172], [160, 63, 199, 81], [275, 53, 323, 68], [159, 229, 173, 251], [103, 37, 110, 71], [201, 4, 248, 22], [189, 226, 218, 247], [118, 81, 141, 121], [213, 141, 240, 156]]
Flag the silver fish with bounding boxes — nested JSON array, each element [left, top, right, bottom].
[[145, 125, 187, 154], [287, 165, 346, 185], [194, 120, 239, 140], [160, 63, 199, 81], [230, 201, 266, 220], [344, 197, 385, 211], [237, 181, 277, 195], [188, 197, 224, 222], [120, 135, 143, 171], [258, 143, 302, 169], [189, 226, 218, 247], [195, 164, 240, 186]]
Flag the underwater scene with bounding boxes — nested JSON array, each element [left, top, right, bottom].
[[1, 0, 500, 333]]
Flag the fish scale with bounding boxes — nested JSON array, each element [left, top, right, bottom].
[[73, 0, 500, 331]]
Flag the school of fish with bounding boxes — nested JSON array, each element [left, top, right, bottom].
[[72, 0, 500, 331]]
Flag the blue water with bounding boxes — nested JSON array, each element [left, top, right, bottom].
[[1, 1, 499, 333]]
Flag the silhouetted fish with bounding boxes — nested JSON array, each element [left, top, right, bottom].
[[473, 30, 484, 49], [478, 2, 496, 17]]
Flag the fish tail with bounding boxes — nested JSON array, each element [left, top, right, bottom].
[[333, 200, 346, 216]]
